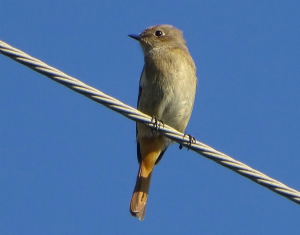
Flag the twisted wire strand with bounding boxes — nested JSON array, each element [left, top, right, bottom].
[[1, 39, 299, 204]]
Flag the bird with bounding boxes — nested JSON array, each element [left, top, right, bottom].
[[128, 25, 197, 220]]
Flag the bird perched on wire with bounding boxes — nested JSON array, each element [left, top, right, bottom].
[[128, 24, 197, 220]]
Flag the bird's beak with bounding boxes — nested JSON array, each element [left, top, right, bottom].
[[128, 34, 140, 41]]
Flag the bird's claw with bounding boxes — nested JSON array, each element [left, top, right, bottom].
[[151, 117, 164, 135], [179, 133, 196, 150]]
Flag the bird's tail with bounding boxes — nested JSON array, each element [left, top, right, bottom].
[[130, 163, 153, 221]]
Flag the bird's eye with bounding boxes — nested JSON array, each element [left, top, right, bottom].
[[155, 30, 163, 37]]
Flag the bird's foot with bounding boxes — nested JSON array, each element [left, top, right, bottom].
[[150, 117, 164, 135], [179, 133, 196, 150]]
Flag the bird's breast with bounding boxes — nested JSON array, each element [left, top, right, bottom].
[[138, 48, 197, 132]]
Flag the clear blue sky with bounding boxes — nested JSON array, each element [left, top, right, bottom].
[[1, 1, 300, 234]]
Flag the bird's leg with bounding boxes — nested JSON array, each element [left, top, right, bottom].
[[179, 133, 196, 150], [150, 117, 164, 135]]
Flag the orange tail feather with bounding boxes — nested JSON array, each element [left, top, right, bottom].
[[130, 163, 153, 221]]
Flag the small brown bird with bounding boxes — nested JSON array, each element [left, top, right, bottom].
[[129, 25, 197, 220]]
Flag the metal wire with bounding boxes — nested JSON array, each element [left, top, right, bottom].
[[1, 39, 299, 205]]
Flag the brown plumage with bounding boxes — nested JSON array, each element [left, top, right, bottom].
[[129, 25, 197, 220]]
